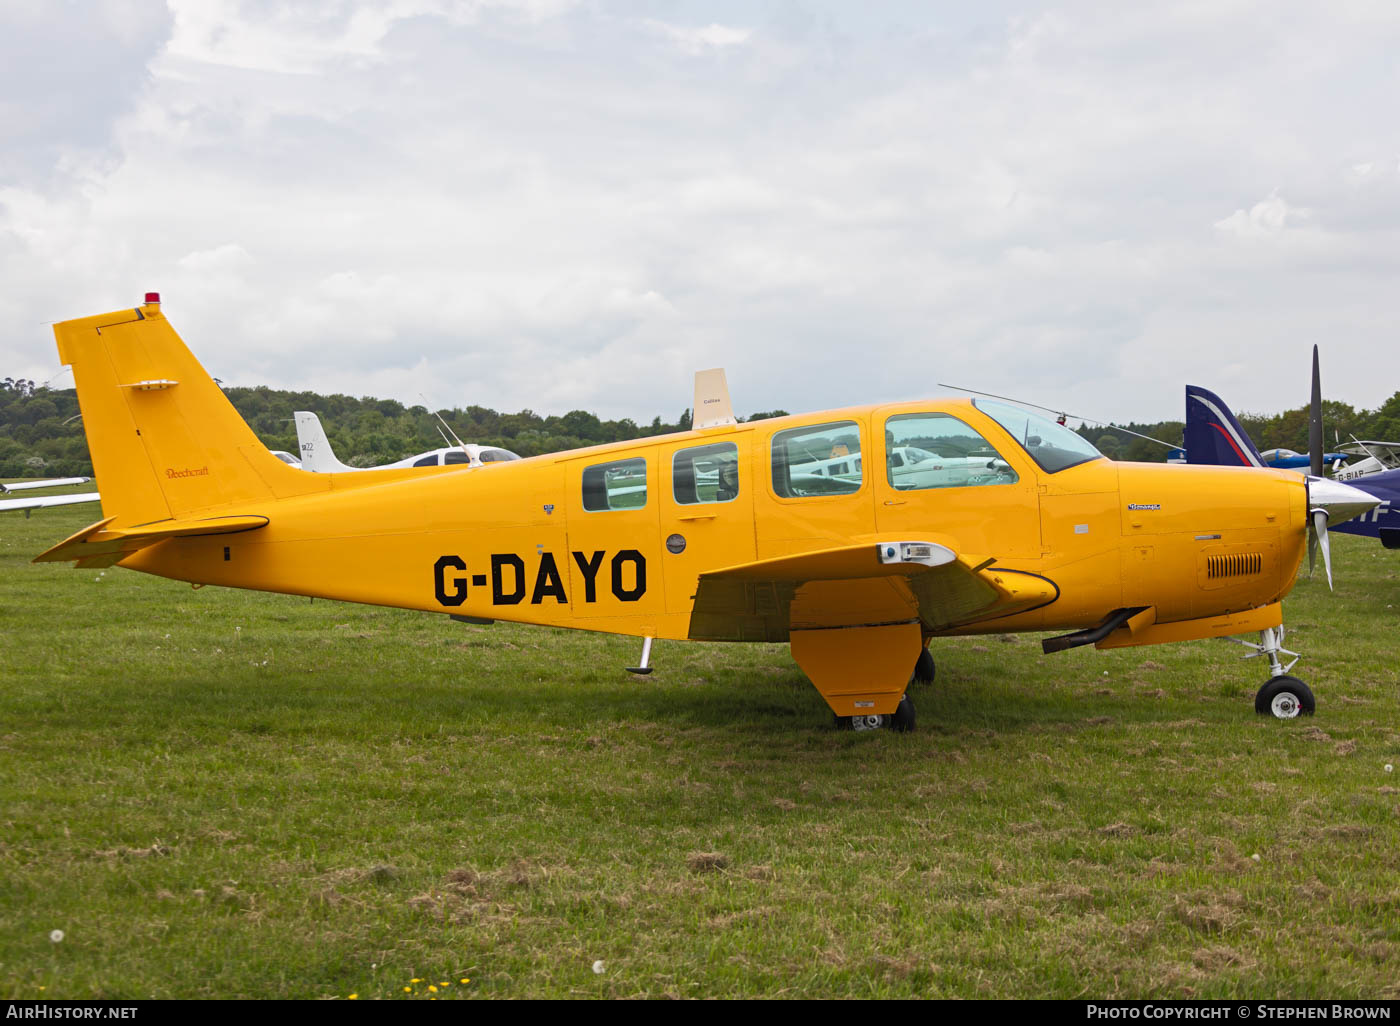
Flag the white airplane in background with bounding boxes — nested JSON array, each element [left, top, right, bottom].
[[1, 477, 100, 515], [783, 443, 1017, 495], [293, 411, 521, 473], [1334, 440, 1400, 482]]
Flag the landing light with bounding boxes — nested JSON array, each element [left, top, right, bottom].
[[878, 541, 955, 567]]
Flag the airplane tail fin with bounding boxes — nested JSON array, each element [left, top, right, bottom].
[[1184, 385, 1266, 469], [293, 411, 355, 473], [53, 294, 326, 529]]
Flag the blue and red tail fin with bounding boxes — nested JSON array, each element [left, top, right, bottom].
[[1184, 385, 1266, 468]]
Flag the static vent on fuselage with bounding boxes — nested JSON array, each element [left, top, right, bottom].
[[1205, 552, 1263, 580]]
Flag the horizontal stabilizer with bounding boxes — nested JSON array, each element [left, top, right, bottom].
[[34, 514, 268, 566]]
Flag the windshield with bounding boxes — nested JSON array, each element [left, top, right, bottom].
[[974, 400, 1103, 474]]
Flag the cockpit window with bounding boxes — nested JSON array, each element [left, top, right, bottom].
[[885, 413, 1018, 489], [413, 454, 439, 467], [582, 457, 647, 511], [674, 442, 740, 505], [444, 450, 470, 465], [974, 400, 1102, 474], [772, 421, 862, 497]]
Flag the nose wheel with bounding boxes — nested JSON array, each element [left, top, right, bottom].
[[1230, 625, 1317, 718], [1255, 675, 1315, 719]]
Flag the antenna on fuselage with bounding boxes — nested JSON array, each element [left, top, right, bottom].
[[422, 393, 470, 460], [693, 369, 737, 429], [938, 382, 1176, 450]]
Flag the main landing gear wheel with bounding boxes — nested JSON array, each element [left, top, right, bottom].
[[836, 695, 916, 733], [914, 647, 936, 684], [1255, 676, 1316, 719]]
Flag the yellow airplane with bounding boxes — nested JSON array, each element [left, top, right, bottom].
[[36, 294, 1379, 729]]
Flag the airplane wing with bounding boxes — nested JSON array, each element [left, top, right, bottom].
[[0, 491, 101, 513], [33, 514, 268, 568], [1, 477, 91, 492], [687, 541, 1057, 642]]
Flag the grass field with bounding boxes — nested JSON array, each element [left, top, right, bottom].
[[2, 498, 1398, 999]]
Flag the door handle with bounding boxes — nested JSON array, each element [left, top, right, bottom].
[[883, 500, 907, 507]]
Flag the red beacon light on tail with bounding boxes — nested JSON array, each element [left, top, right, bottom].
[[144, 292, 160, 305]]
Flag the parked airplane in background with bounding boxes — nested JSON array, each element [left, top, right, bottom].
[[1256, 447, 1349, 471], [35, 295, 1379, 730], [1, 477, 100, 515], [294, 411, 521, 473], [1334, 439, 1400, 482], [1185, 351, 1400, 552]]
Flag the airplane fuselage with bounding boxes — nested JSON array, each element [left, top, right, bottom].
[[121, 399, 1309, 642]]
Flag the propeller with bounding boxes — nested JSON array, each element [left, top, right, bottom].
[[1308, 507, 1331, 589], [1309, 345, 1324, 478], [1306, 345, 1332, 587], [1303, 346, 1379, 588]]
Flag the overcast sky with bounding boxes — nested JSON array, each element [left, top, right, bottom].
[[3, 1, 1399, 427]]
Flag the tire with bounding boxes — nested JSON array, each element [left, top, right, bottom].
[[890, 694, 916, 733], [914, 647, 936, 684], [1255, 676, 1316, 719]]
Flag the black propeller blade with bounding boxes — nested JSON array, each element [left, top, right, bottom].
[[1309, 344, 1324, 478]]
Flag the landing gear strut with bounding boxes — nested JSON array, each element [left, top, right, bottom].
[[1230, 626, 1316, 719]]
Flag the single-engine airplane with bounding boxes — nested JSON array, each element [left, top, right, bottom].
[[1333, 439, 1400, 482], [294, 410, 520, 472], [35, 295, 1379, 728]]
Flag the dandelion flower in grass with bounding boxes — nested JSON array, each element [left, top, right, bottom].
[[348, 994, 358, 1001], [592, 960, 606, 975], [440, 981, 450, 987], [403, 986, 412, 993], [460, 978, 470, 984], [429, 986, 438, 993], [49, 930, 64, 943]]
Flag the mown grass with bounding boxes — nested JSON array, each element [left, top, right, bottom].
[[1, 501, 1398, 999]]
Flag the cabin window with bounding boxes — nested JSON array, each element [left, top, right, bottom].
[[673, 442, 740, 505], [771, 421, 863, 498], [582, 457, 648, 511], [884, 413, 1019, 490], [413, 454, 439, 467], [444, 450, 470, 465]]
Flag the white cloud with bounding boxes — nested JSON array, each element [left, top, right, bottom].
[[5, 1, 1400, 426], [643, 20, 752, 56], [1213, 191, 1311, 238]]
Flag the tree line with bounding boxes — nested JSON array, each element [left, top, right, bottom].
[[5, 373, 1400, 479], [0, 376, 789, 477]]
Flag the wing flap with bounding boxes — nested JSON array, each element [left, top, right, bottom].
[[689, 541, 1056, 642]]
